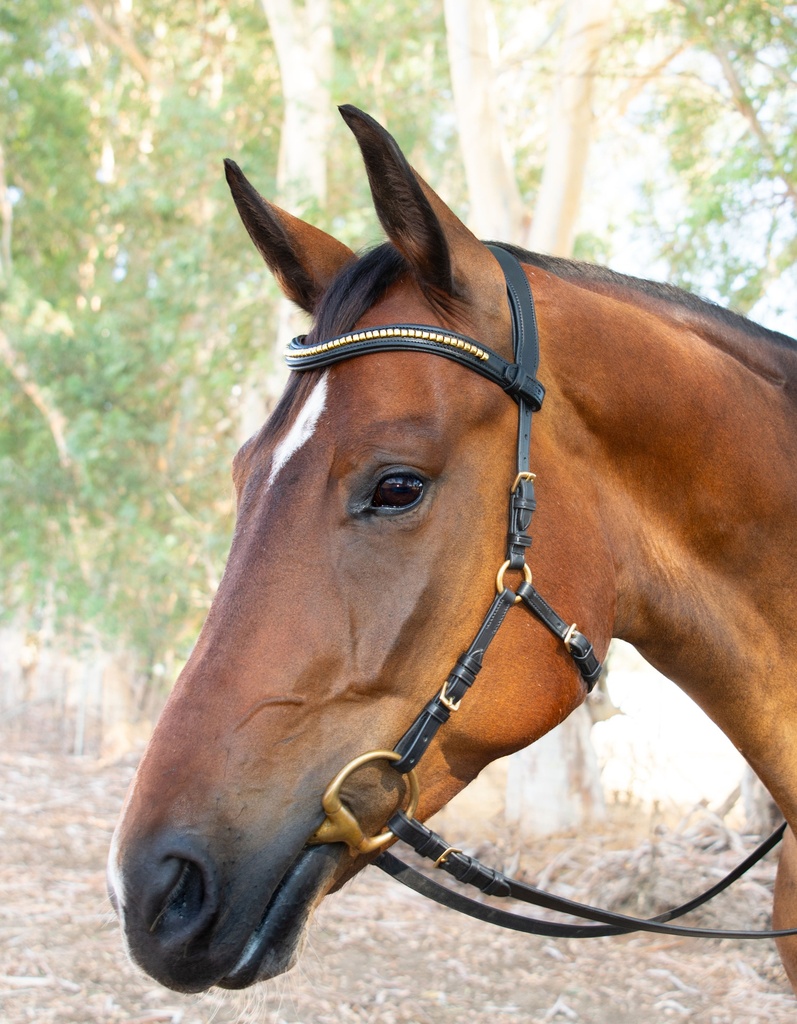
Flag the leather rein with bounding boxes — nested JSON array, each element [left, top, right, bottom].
[[286, 244, 793, 941]]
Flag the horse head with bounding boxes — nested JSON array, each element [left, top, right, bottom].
[[108, 106, 615, 992]]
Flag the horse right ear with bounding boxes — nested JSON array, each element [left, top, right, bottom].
[[224, 159, 354, 314]]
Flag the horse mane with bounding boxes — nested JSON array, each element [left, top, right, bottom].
[[262, 238, 794, 446], [310, 243, 410, 343], [494, 242, 797, 353], [309, 238, 795, 353]]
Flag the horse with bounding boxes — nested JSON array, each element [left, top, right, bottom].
[[107, 105, 797, 994]]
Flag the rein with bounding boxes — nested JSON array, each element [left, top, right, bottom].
[[288, 245, 793, 941]]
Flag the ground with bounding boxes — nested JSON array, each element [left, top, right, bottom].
[[1, 750, 794, 1024]]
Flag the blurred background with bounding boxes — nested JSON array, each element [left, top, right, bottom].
[[3, 3, 797, 1020], [1, 0, 795, 832]]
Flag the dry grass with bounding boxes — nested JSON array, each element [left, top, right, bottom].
[[1, 748, 794, 1024]]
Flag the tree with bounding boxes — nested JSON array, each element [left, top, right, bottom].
[[240, 0, 334, 441], [630, 0, 797, 316], [0, 0, 285, 680]]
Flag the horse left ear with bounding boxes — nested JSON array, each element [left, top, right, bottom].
[[224, 159, 354, 314], [339, 105, 506, 312]]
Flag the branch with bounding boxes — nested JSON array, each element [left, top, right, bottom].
[[0, 327, 73, 471], [0, 143, 12, 288], [615, 45, 687, 117], [712, 41, 797, 209], [83, 0, 153, 84], [681, 0, 797, 209], [0, 326, 94, 581]]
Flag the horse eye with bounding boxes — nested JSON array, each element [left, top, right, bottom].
[[370, 474, 425, 510]]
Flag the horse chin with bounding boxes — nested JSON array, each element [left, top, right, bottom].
[[217, 843, 343, 989]]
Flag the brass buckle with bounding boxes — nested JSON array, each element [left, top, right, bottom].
[[434, 846, 462, 868], [511, 471, 536, 492], [495, 560, 532, 605], [307, 750, 420, 856], [563, 623, 578, 651], [439, 680, 462, 713]]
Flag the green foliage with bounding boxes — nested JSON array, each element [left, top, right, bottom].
[[630, 1, 797, 311], [0, 0, 285, 659]]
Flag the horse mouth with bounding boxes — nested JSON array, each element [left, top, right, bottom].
[[218, 843, 343, 989]]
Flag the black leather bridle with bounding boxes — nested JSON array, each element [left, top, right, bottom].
[[288, 244, 793, 941]]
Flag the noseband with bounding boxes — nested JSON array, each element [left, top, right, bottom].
[[286, 245, 792, 941]]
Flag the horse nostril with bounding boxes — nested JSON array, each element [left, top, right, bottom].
[[149, 858, 207, 934], [134, 837, 219, 946]]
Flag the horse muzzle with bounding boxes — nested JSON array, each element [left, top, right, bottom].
[[108, 753, 418, 991]]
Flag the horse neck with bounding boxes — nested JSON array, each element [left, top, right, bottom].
[[536, 269, 797, 810]]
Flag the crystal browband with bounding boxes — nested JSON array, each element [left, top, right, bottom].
[[285, 322, 545, 410], [287, 325, 489, 361]]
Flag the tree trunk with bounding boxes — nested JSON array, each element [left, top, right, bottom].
[[239, 0, 333, 443], [526, 0, 614, 255], [741, 765, 782, 835], [443, 0, 526, 241], [505, 704, 605, 838]]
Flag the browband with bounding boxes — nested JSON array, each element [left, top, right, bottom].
[[286, 323, 545, 410]]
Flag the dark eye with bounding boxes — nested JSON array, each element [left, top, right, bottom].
[[370, 473, 425, 510]]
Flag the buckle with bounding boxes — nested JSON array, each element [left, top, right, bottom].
[[439, 681, 462, 712], [511, 471, 536, 492]]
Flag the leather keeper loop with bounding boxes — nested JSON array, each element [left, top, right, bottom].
[[507, 535, 533, 561], [392, 699, 451, 772], [447, 657, 479, 690], [502, 364, 545, 409]]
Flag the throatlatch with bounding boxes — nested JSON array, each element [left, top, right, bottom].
[[293, 245, 791, 942]]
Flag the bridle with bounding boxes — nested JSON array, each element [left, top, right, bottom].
[[286, 244, 793, 941]]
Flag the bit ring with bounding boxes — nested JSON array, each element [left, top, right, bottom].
[[308, 750, 420, 855]]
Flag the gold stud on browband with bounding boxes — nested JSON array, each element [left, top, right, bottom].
[[286, 326, 490, 363]]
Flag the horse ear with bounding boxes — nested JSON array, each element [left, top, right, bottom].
[[338, 105, 453, 294], [224, 159, 354, 314], [339, 105, 503, 307]]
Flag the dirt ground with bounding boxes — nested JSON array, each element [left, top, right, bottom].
[[1, 749, 795, 1024]]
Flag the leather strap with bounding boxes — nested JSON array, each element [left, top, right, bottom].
[[518, 582, 602, 689], [393, 587, 517, 773], [378, 814, 795, 939], [486, 244, 540, 384], [286, 324, 545, 410]]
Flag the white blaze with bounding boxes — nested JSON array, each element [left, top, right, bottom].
[[267, 374, 328, 488]]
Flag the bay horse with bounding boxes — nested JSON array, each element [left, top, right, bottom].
[[108, 105, 797, 993]]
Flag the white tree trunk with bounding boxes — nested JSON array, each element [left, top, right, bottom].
[[526, 0, 614, 255], [240, 0, 333, 442], [443, 0, 526, 241], [741, 765, 782, 835], [505, 704, 605, 838]]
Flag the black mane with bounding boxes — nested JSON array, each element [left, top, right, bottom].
[[495, 243, 797, 352], [309, 242, 410, 343], [261, 238, 794, 445]]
